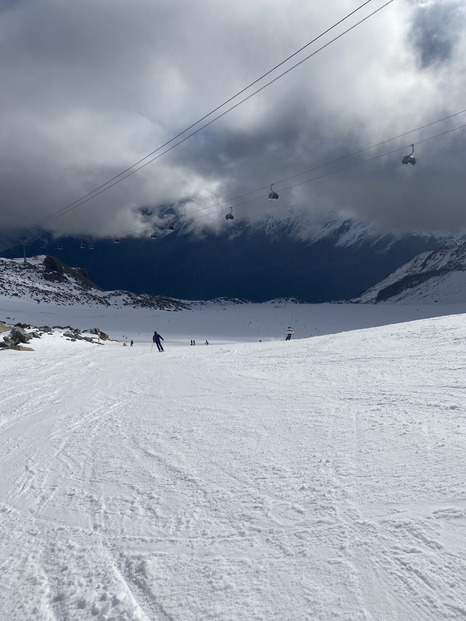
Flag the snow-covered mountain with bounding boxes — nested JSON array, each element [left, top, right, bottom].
[[5, 239, 466, 315], [264, 214, 399, 248], [356, 240, 466, 304], [2, 216, 449, 302], [0, 255, 188, 310]]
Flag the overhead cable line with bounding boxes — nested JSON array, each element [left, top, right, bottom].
[[228, 123, 466, 211], [41, 110, 465, 243], [281, 123, 466, 191], [151, 120, 466, 227], [100, 115, 466, 240], [21, 120, 466, 252], [28, 0, 395, 232], [180, 108, 466, 216]]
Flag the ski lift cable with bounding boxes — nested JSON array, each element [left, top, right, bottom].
[[238, 123, 466, 205], [103, 116, 466, 240], [235, 123, 466, 207], [272, 108, 466, 188], [26, 112, 466, 245], [182, 122, 466, 222], [181, 107, 466, 217], [27, 0, 395, 233], [26, 0, 380, 230], [70, 0, 378, 202], [145, 113, 466, 227], [34, 101, 464, 244], [32, 115, 462, 248], [108, 120, 466, 239]]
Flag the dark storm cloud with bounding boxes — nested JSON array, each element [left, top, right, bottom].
[[1, 0, 466, 245], [411, 0, 463, 67]]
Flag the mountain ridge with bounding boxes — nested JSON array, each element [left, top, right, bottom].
[[355, 240, 466, 304], [0, 255, 189, 310], [2, 217, 449, 303]]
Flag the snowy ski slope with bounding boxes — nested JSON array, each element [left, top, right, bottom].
[[0, 298, 465, 620]]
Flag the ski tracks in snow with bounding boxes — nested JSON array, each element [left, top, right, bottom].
[[0, 317, 465, 620]]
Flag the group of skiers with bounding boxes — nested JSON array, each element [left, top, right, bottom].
[[135, 326, 295, 351]]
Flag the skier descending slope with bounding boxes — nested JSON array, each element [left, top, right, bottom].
[[285, 326, 294, 341], [152, 331, 164, 352]]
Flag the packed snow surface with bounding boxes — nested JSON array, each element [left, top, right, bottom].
[[1, 298, 465, 620]]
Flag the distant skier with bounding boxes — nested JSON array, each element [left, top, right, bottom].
[[153, 331, 164, 352], [285, 326, 294, 341], [130, 340, 133, 347]]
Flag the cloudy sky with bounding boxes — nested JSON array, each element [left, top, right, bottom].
[[1, 0, 465, 244]]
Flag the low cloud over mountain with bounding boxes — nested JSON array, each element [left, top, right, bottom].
[[1, 0, 466, 248]]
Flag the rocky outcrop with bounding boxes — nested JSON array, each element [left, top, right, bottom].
[[62, 327, 109, 344], [87, 328, 109, 340], [0, 322, 112, 352], [0, 326, 35, 351], [43, 256, 99, 289]]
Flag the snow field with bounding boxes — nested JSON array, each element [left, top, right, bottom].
[[0, 305, 465, 620]]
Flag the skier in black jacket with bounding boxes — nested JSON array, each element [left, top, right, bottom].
[[153, 331, 164, 352]]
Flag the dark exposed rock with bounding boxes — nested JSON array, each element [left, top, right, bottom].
[[43, 256, 65, 282], [0, 322, 110, 351], [0, 330, 34, 351], [375, 270, 441, 302], [87, 328, 109, 340], [82, 336, 104, 345], [43, 256, 102, 290], [10, 327, 32, 343], [63, 331, 80, 339]]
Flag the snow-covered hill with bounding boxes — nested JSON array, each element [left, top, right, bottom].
[[3, 253, 466, 349], [0, 255, 188, 310], [1, 292, 465, 620], [356, 240, 466, 304]]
